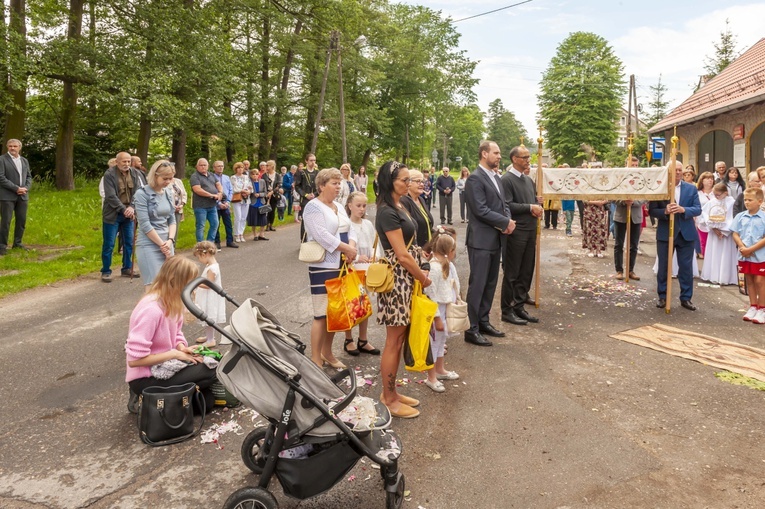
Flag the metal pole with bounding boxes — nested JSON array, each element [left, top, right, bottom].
[[534, 129, 544, 308], [337, 31, 347, 164], [311, 31, 335, 155], [665, 127, 678, 313]]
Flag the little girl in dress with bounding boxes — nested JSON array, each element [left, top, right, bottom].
[[193, 241, 226, 346]]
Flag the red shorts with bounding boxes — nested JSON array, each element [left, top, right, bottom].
[[738, 261, 765, 275]]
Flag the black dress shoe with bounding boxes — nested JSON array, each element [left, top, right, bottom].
[[479, 323, 506, 337], [525, 297, 536, 306], [501, 310, 528, 326], [11, 244, 29, 250], [516, 309, 539, 323], [681, 300, 697, 311], [464, 330, 493, 347], [656, 299, 666, 308], [226, 242, 239, 248]]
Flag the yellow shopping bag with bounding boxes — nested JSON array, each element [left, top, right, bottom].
[[404, 280, 436, 372], [325, 262, 373, 332]]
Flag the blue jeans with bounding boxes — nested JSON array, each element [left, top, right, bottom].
[[194, 207, 219, 242], [101, 212, 134, 275], [214, 206, 233, 244]]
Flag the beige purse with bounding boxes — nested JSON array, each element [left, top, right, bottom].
[[446, 281, 469, 333], [365, 233, 415, 293], [298, 231, 326, 263]]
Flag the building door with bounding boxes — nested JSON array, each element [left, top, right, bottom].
[[750, 122, 765, 172], [697, 130, 733, 173]]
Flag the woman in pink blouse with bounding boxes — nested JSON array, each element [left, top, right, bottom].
[[125, 256, 217, 414]]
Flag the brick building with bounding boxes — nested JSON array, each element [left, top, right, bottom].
[[649, 37, 765, 175]]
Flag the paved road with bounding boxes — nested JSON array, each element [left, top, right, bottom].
[[1, 210, 764, 508]]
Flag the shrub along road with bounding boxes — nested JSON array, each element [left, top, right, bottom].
[[0, 213, 763, 508]]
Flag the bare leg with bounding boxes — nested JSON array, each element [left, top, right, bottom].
[[321, 329, 339, 363], [380, 325, 406, 412], [754, 275, 765, 307], [434, 356, 447, 375], [310, 318, 326, 366], [746, 274, 758, 307]]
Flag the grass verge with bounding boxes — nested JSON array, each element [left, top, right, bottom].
[[0, 178, 295, 298]]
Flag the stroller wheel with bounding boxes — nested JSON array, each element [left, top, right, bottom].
[[385, 472, 405, 509], [224, 486, 278, 509], [241, 427, 271, 475]]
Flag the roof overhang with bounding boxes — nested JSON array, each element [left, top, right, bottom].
[[649, 95, 765, 135]]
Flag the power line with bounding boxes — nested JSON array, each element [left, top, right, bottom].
[[452, 0, 536, 23]]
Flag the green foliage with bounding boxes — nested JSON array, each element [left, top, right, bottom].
[[703, 19, 739, 78], [645, 74, 669, 129], [537, 32, 626, 167], [486, 98, 528, 163]]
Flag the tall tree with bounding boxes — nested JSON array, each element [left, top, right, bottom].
[[3, 0, 26, 145], [704, 18, 738, 78], [538, 32, 626, 166], [486, 98, 527, 161], [645, 74, 668, 128]]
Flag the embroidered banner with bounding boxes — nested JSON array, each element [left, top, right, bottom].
[[538, 167, 670, 200]]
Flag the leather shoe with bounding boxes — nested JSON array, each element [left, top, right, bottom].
[[681, 300, 697, 311], [516, 309, 539, 323], [479, 323, 505, 337], [11, 244, 29, 250], [628, 271, 640, 281], [525, 297, 536, 306], [501, 310, 528, 326], [656, 299, 666, 308], [464, 330, 493, 347], [226, 242, 239, 248]]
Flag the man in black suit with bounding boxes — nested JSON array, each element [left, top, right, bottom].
[[464, 141, 516, 346], [0, 139, 32, 255], [500, 145, 543, 325]]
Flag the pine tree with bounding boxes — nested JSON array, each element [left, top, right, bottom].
[[704, 19, 739, 78], [646, 75, 669, 128]]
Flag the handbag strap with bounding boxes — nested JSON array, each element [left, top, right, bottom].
[[140, 387, 206, 447]]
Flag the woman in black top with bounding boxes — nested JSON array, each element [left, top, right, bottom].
[[400, 169, 434, 247], [375, 161, 431, 419]]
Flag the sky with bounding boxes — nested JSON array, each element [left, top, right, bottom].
[[400, 0, 765, 135]]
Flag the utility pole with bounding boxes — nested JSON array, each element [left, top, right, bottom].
[[311, 31, 338, 155], [336, 32, 347, 163]]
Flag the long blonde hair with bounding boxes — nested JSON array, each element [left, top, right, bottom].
[[148, 256, 199, 319]]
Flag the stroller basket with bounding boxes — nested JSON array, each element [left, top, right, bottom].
[[276, 439, 360, 499]]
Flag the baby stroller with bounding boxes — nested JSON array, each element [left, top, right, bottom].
[[182, 278, 405, 509]]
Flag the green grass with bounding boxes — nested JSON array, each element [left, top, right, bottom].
[[0, 179, 295, 298]]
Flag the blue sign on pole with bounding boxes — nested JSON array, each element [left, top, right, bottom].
[[651, 137, 665, 160]]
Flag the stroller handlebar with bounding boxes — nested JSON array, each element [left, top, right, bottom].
[[182, 277, 241, 326]]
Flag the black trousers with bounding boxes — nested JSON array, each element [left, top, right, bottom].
[[439, 192, 453, 223], [0, 198, 28, 248], [129, 363, 217, 413], [215, 207, 234, 244], [613, 221, 641, 273], [501, 228, 536, 313], [544, 209, 558, 228], [466, 245, 501, 332]]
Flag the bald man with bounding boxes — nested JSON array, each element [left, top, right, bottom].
[[100, 152, 147, 282], [648, 161, 702, 310]]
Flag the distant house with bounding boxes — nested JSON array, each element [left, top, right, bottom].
[[649, 38, 765, 174], [617, 107, 647, 149]]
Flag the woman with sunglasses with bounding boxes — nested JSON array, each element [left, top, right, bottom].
[[400, 169, 435, 247]]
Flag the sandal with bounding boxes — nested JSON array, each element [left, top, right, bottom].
[[357, 339, 380, 355], [344, 338, 360, 356]]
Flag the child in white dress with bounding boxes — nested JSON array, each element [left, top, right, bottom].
[[193, 241, 227, 347], [699, 183, 739, 285], [423, 231, 461, 393]]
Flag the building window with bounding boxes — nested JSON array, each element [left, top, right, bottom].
[[618, 136, 626, 148], [620, 116, 626, 126]]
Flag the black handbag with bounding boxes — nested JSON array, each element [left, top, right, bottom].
[[138, 383, 206, 446]]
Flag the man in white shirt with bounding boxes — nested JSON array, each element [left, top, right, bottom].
[[0, 139, 32, 255]]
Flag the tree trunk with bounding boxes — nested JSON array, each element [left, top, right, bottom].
[[4, 0, 27, 144], [270, 18, 303, 160], [303, 63, 320, 157], [200, 128, 209, 160], [54, 0, 83, 191], [172, 129, 187, 178], [224, 99, 235, 164], [136, 115, 151, 163], [244, 13, 255, 161], [257, 15, 270, 162], [84, 0, 97, 140], [0, 0, 7, 145]]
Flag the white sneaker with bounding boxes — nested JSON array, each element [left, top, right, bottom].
[[752, 309, 765, 325], [436, 371, 460, 381], [743, 306, 758, 321]]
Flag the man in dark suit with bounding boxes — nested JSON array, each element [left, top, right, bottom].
[[464, 141, 516, 346], [0, 139, 32, 255], [649, 160, 702, 310], [500, 145, 543, 325]]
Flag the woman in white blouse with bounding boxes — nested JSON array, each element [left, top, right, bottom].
[[230, 162, 253, 243], [303, 168, 358, 369], [336, 163, 356, 206]]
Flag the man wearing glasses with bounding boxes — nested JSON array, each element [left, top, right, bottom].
[[500, 145, 543, 326]]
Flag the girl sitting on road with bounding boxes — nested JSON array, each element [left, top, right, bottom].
[[193, 241, 227, 347], [125, 256, 217, 414], [423, 228, 461, 393]]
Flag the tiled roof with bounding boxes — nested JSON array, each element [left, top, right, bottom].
[[650, 37, 765, 133]]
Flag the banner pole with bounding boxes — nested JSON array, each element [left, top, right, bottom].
[[624, 137, 634, 283], [665, 127, 678, 314], [534, 129, 544, 309]]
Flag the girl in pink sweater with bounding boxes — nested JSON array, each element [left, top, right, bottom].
[[125, 256, 217, 414]]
